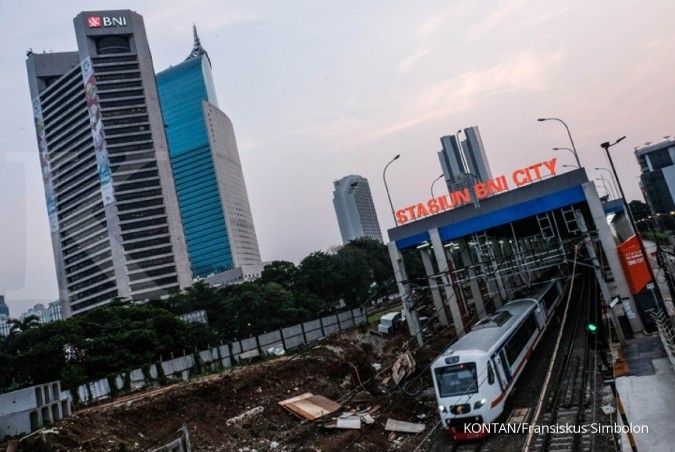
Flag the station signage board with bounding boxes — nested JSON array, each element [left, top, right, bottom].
[[395, 158, 559, 225], [617, 235, 652, 294]]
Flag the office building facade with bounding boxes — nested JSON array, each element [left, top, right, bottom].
[[438, 126, 493, 191], [635, 139, 675, 215], [26, 10, 192, 317], [0, 295, 8, 318], [333, 175, 383, 244], [156, 27, 262, 278]]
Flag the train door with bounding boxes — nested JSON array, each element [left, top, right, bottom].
[[492, 350, 512, 388]]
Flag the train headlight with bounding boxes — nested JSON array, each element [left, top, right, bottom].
[[439, 405, 447, 413], [473, 398, 487, 409]]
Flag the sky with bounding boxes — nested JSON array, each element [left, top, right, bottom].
[[1, 0, 675, 316]]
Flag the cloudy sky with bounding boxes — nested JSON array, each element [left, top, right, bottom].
[[1, 0, 674, 315]]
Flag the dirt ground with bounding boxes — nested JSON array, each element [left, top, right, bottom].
[[15, 326, 454, 451]]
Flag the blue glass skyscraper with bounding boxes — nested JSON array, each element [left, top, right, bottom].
[[157, 27, 261, 278]]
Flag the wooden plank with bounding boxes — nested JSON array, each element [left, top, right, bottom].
[[279, 393, 341, 420], [384, 418, 425, 433]]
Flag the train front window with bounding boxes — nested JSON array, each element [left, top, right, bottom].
[[434, 363, 478, 397]]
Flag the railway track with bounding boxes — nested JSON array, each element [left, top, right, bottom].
[[528, 269, 610, 452]]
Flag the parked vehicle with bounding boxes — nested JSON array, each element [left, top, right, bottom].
[[378, 311, 404, 334]]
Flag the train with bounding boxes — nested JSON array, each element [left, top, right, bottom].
[[430, 278, 567, 441]]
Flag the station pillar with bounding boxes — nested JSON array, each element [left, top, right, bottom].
[[461, 243, 487, 319], [429, 229, 466, 336], [387, 241, 423, 344], [582, 182, 644, 334], [419, 248, 450, 326]]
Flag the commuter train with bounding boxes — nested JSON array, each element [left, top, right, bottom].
[[430, 279, 566, 440]]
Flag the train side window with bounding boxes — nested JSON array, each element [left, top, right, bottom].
[[487, 361, 495, 385]]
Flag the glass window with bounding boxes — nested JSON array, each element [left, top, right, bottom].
[[434, 363, 478, 397]]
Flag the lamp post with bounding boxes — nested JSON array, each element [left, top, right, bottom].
[[553, 147, 579, 167], [594, 176, 614, 199], [538, 117, 581, 167], [431, 174, 445, 199], [383, 154, 401, 224], [595, 167, 620, 200], [601, 137, 668, 313]]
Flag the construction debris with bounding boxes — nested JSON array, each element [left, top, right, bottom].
[[382, 351, 416, 386], [361, 413, 375, 425], [384, 418, 425, 434], [32, 332, 451, 451], [336, 416, 362, 429], [278, 392, 341, 420], [225, 406, 264, 426]]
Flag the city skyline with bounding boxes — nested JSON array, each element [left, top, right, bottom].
[[2, 0, 675, 314]]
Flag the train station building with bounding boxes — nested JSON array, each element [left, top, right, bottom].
[[386, 159, 657, 344]]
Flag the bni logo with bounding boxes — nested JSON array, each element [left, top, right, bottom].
[[87, 16, 102, 28], [87, 16, 127, 28]]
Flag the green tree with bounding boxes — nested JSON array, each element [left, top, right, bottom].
[[260, 261, 299, 288], [297, 251, 339, 303], [334, 246, 374, 307]]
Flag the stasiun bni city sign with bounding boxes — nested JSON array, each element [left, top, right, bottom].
[[87, 16, 128, 28], [395, 157, 559, 225]]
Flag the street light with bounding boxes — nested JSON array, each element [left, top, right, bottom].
[[383, 154, 401, 224], [538, 117, 581, 167], [601, 136, 668, 313], [553, 147, 579, 167], [594, 176, 613, 199], [595, 167, 620, 200], [431, 174, 445, 199]]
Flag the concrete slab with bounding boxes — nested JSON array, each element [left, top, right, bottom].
[[616, 355, 675, 452]]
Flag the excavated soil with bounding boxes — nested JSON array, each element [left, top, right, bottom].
[[14, 328, 453, 452]]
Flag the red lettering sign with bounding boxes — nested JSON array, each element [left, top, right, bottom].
[[395, 158, 558, 225], [617, 235, 652, 294]]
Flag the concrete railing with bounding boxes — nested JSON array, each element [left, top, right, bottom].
[[65, 307, 367, 405]]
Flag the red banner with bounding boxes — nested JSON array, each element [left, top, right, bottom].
[[617, 235, 652, 294]]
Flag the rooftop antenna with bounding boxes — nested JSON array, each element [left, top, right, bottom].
[[186, 23, 211, 65]]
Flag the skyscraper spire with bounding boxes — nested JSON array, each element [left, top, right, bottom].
[[186, 23, 211, 65]]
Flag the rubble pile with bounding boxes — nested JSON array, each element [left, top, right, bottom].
[[30, 329, 451, 451]]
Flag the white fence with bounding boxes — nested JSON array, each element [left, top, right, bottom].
[[68, 307, 367, 405]]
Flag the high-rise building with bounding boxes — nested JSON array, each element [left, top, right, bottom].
[[438, 126, 492, 191], [156, 27, 262, 278], [26, 10, 192, 317], [333, 175, 383, 244], [635, 138, 675, 215], [0, 295, 8, 318]]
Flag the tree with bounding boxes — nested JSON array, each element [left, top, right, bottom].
[[297, 251, 340, 303], [334, 246, 374, 307], [259, 261, 299, 287], [343, 238, 394, 292]]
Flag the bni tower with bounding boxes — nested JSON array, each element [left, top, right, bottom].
[[156, 27, 262, 279], [26, 11, 192, 317], [438, 126, 493, 191]]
